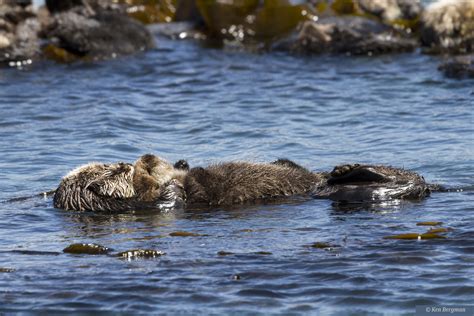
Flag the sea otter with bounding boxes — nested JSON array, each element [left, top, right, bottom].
[[53, 155, 188, 212], [54, 154, 434, 212]]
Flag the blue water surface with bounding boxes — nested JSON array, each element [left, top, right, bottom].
[[0, 29, 473, 314]]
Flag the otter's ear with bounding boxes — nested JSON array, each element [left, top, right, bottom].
[[174, 160, 189, 171]]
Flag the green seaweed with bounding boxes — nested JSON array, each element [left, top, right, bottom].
[[196, 0, 313, 43], [330, 0, 356, 15], [427, 227, 452, 234], [113, 0, 177, 24], [63, 243, 110, 255], [43, 44, 81, 63]]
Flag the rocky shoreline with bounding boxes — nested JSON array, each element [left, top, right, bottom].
[[1, 0, 472, 78]]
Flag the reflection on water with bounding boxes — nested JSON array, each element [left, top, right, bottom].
[[0, 32, 473, 314]]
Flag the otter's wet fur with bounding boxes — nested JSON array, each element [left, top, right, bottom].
[[54, 154, 435, 212], [183, 161, 325, 206], [54, 154, 186, 211], [316, 164, 432, 201]]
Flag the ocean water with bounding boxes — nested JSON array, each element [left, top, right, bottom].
[[0, 31, 473, 314]]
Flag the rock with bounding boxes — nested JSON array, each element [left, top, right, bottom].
[[438, 55, 474, 79], [357, 0, 422, 22], [421, 0, 474, 54], [43, 4, 155, 61], [274, 16, 417, 55], [0, 2, 40, 66]]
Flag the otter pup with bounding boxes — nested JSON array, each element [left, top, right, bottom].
[[54, 154, 434, 212], [182, 160, 325, 206]]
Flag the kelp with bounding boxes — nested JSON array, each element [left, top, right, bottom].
[[43, 44, 81, 63], [196, 0, 315, 43], [416, 221, 443, 226], [308, 242, 334, 249], [112, 0, 177, 24], [427, 227, 452, 234], [63, 243, 110, 255], [384, 233, 446, 240], [169, 231, 206, 237]]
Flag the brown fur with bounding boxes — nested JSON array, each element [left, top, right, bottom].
[[54, 154, 433, 212], [183, 161, 325, 206], [54, 154, 186, 211]]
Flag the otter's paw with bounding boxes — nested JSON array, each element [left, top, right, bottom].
[[174, 159, 189, 171], [156, 179, 186, 209], [328, 164, 388, 185], [330, 164, 361, 178]]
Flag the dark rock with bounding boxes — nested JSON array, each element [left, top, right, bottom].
[[438, 55, 474, 79], [43, 5, 155, 61], [45, 0, 84, 13], [274, 16, 417, 55]]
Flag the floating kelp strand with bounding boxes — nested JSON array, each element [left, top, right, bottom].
[[63, 243, 111, 255], [169, 231, 206, 237], [384, 233, 446, 240], [427, 227, 452, 234], [416, 221, 443, 226], [116, 249, 165, 259]]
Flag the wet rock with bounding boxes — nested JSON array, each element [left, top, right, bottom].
[[0, 267, 15, 273], [275, 16, 417, 55], [421, 0, 474, 54], [175, 0, 203, 25], [438, 55, 474, 79], [63, 243, 111, 255], [312, 0, 421, 32], [43, 2, 155, 62], [116, 249, 165, 259], [0, 1, 40, 66], [357, 0, 421, 22]]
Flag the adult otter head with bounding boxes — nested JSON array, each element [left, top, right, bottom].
[[53, 161, 136, 211]]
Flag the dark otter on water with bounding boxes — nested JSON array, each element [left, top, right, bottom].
[[54, 154, 436, 212]]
